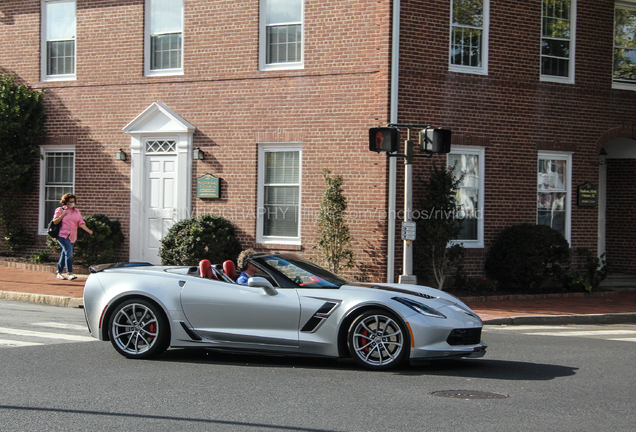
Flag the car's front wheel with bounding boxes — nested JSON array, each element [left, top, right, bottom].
[[347, 309, 407, 370], [108, 298, 170, 359]]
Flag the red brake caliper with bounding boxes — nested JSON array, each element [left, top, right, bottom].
[[361, 329, 369, 354], [148, 323, 157, 342]]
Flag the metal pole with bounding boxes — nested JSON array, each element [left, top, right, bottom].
[[399, 131, 417, 284]]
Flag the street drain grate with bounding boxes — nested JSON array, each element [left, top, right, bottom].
[[431, 390, 509, 400]]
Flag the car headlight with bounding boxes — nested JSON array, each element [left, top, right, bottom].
[[392, 297, 447, 319]]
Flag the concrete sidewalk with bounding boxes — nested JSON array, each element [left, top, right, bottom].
[[1, 262, 636, 325]]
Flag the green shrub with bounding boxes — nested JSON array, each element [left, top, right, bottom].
[[454, 274, 498, 293], [485, 223, 571, 292], [4, 226, 33, 253], [314, 169, 354, 275], [562, 248, 609, 293], [47, 214, 124, 266], [414, 163, 465, 290], [0, 74, 46, 248], [159, 214, 242, 266], [29, 251, 50, 263]]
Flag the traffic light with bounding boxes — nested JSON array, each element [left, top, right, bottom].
[[418, 128, 451, 154], [369, 127, 400, 153]]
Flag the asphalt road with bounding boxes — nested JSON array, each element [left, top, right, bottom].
[[0, 300, 635, 432]]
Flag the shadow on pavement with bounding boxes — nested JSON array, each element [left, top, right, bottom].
[[152, 349, 578, 380], [399, 358, 578, 380]]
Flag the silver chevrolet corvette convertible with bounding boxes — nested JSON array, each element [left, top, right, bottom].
[[83, 253, 486, 370]]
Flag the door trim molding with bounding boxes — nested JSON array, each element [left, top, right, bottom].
[[123, 103, 196, 263]]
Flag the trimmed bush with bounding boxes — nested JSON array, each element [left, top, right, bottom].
[[48, 214, 124, 266], [159, 214, 242, 266], [485, 223, 571, 292]]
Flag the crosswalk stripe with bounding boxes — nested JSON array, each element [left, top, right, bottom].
[[0, 327, 95, 342], [525, 330, 636, 337], [607, 338, 636, 342], [484, 326, 567, 331], [32, 322, 88, 332], [0, 338, 44, 348]]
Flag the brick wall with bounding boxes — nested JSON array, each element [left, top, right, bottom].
[[3, 0, 636, 282], [0, 0, 394, 282], [396, 0, 636, 278]]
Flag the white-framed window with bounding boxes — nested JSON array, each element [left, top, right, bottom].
[[613, 1, 636, 89], [41, 0, 76, 82], [257, 144, 302, 244], [145, 0, 184, 77], [448, 146, 485, 248], [39, 146, 75, 234], [537, 151, 572, 242], [259, 0, 304, 71], [541, 0, 577, 83], [449, 0, 489, 75]]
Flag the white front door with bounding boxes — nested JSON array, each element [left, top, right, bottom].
[[143, 154, 177, 264]]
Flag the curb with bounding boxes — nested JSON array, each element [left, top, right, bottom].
[[0, 290, 83, 308], [458, 290, 620, 303], [1, 259, 90, 275], [483, 313, 636, 326]]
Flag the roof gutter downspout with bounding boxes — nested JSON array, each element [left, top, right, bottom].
[[387, 0, 400, 283]]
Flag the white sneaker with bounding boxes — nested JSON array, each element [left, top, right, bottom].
[[56, 273, 66, 280], [67, 274, 78, 281]]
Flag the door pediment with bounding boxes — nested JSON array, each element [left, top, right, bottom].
[[123, 102, 195, 135]]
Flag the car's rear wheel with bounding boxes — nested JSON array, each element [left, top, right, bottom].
[[347, 309, 407, 370], [108, 298, 170, 359]]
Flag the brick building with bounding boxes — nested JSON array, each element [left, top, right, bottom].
[[1, 0, 635, 283]]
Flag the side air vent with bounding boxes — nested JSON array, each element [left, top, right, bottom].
[[301, 301, 339, 333], [180, 322, 202, 341]]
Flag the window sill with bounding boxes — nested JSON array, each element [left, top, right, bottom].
[[449, 240, 484, 249], [612, 81, 636, 91], [255, 243, 303, 251], [449, 65, 488, 76], [145, 69, 184, 77], [41, 74, 77, 82], [260, 62, 304, 72], [540, 75, 574, 84]]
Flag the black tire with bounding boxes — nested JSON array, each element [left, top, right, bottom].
[[108, 298, 170, 359], [347, 309, 408, 370]]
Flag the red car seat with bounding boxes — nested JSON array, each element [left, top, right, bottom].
[[199, 260, 219, 280], [223, 260, 238, 281]]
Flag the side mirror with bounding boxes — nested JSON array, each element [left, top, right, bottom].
[[248, 277, 278, 295]]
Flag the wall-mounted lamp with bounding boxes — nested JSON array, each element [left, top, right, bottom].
[[115, 148, 127, 161], [193, 147, 205, 160], [600, 148, 608, 166]]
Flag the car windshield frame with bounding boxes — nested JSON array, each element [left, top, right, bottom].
[[252, 254, 348, 288]]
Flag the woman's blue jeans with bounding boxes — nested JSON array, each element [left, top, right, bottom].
[[57, 236, 74, 274]]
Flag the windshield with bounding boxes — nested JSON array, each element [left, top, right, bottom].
[[254, 254, 348, 288]]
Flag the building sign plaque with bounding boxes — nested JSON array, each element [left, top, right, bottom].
[[197, 174, 220, 199], [578, 182, 598, 207]]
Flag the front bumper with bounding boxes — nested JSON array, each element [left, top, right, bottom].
[[409, 342, 487, 363], [406, 311, 487, 362]]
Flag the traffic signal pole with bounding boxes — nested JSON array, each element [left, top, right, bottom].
[[399, 130, 417, 284], [370, 123, 451, 285]]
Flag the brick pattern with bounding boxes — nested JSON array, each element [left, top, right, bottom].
[[2, 0, 636, 282], [0, 0, 393, 283], [397, 0, 636, 277]]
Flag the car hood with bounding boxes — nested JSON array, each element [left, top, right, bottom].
[[341, 282, 473, 312]]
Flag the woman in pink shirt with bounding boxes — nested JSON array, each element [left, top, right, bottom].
[[52, 194, 93, 280]]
